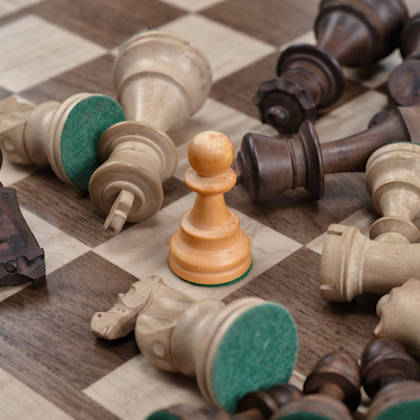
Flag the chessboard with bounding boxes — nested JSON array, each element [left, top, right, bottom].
[[0, 0, 419, 419]]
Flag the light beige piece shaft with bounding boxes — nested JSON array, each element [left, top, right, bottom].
[[320, 143, 420, 302], [89, 30, 212, 235], [375, 278, 420, 356]]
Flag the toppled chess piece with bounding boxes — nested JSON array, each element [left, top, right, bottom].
[[0, 95, 125, 191], [89, 30, 212, 235], [254, 0, 407, 133], [375, 278, 420, 356], [0, 147, 44, 286], [169, 131, 252, 286], [91, 276, 298, 412], [387, 12, 420, 107], [361, 338, 420, 420], [272, 352, 361, 419], [147, 385, 302, 420], [148, 351, 361, 420], [235, 103, 420, 203], [320, 143, 420, 302]]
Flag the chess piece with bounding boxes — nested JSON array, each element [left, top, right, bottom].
[[361, 338, 420, 420], [235, 103, 420, 203], [375, 278, 420, 356], [148, 352, 361, 420], [254, 0, 408, 133], [169, 131, 252, 286], [0, 95, 125, 191], [387, 13, 420, 107], [272, 352, 361, 419], [320, 142, 420, 302], [147, 385, 302, 420], [91, 276, 298, 413], [89, 30, 212, 235]]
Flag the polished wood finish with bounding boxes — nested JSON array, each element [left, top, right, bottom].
[[254, 0, 408, 133], [375, 278, 420, 356], [388, 12, 420, 107], [146, 385, 301, 420], [148, 352, 360, 420], [169, 131, 251, 286], [320, 142, 420, 302], [0, 183, 45, 286], [361, 338, 420, 420], [89, 30, 212, 235], [273, 352, 360, 419], [235, 104, 417, 203]]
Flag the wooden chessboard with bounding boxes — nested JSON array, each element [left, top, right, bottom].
[[1, 0, 419, 419]]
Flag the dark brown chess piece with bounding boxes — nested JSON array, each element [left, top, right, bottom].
[[254, 0, 408, 134], [388, 12, 420, 107], [0, 151, 45, 286], [272, 352, 361, 419], [145, 385, 301, 419], [362, 338, 420, 420], [146, 352, 361, 420], [235, 102, 419, 203]]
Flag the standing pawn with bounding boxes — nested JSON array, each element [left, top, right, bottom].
[[362, 338, 420, 420], [169, 131, 252, 286], [272, 352, 361, 419]]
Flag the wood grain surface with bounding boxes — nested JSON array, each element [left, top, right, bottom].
[[0, 0, 419, 418]]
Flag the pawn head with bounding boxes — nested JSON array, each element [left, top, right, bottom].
[[188, 131, 234, 177]]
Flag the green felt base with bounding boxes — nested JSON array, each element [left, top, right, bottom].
[[375, 401, 420, 420], [172, 263, 252, 287], [60, 95, 125, 190], [147, 412, 180, 420], [277, 413, 332, 420], [211, 302, 298, 412]]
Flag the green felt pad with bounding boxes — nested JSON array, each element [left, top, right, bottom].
[[211, 302, 298, 412], [375, 401, 420, 420], [147, 412, 180, 420], [276, 413, 332, 420], [174, 263, 252, 287], [60, 95, 125, 190]]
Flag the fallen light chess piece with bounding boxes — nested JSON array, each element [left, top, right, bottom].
[[91, 275, 298, 413], [0, 181, 45, 286], [375, 278, 420, 356]]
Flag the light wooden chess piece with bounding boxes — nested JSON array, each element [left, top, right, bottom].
[[91, 275, 298, 413], [89, 30, 212, 235], [375, 278, 420, 356], [320, 142, 420, 302], [169, 131, 252, 286], [361, 338, 420, 420], [0, 95, 125, 190]]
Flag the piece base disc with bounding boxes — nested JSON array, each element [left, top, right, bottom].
[[171, 263, 252, 287], [60, 95, 126, 190], [211, 302, 298, 412]]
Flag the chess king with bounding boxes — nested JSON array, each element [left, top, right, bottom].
[[91, 276, 298, 413]]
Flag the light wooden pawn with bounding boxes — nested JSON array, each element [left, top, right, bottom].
[[91, 276, 298, 412], [320, 143, 420, 302], [0, 95, 124, 190], [168, 131, 252, 286], [89, 30, 212, 235], [375, 278, 420, 356]]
